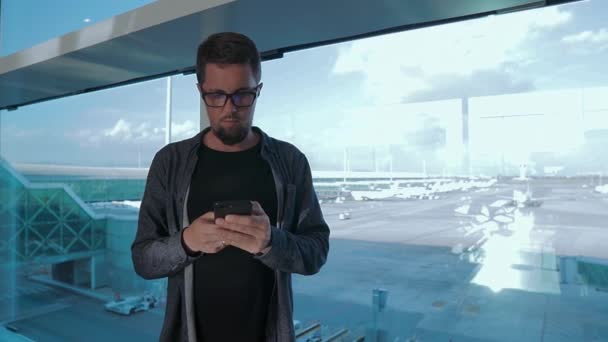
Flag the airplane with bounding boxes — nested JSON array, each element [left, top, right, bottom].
[[502, 189, 544, 208]]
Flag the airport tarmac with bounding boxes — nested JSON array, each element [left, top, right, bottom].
[[293, 178, 608, 341], [3, 178, 608, 341]]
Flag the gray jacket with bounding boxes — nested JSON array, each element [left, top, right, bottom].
[[131, 127, 330, 342]]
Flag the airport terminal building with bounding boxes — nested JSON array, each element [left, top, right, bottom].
[[1, 0, 608, 341]]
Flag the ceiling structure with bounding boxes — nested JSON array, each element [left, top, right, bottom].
[[0, 0, 578, 111]]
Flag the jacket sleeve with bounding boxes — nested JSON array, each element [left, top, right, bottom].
[[131, 149, 199, 279], [256, 153, 330, 275]]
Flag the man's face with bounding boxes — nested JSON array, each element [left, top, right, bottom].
[[198, 63, 261, 145]]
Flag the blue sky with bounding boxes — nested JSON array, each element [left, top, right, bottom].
[[0, 0, 155, 56], [1, 0, 607, 173]]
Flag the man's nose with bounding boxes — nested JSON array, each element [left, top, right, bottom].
[[223, 98, 238, 114]]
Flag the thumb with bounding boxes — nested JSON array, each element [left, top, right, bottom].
[[199, 211, 215, 222], [251, 201, 266, 216]]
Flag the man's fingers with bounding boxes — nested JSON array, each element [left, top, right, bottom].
[[219, 229, 255, 248], [224, 214, 266, 228], [222, 215, 246, 227], [217, 221, 262, 238], [205, 232, 224, 241], [199, 211, 215, 222], [223, 214, 250, 226], [251, 201, 266, 216], [206, 240, 227, 253]]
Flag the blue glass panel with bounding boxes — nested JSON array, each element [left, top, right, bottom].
[[0, 0, 155, 56]]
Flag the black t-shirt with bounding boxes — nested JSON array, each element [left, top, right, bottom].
[[187, 141, 277, 342]]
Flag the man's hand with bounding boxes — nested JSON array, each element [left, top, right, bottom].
[[215, 201, 272, 254], [182, 211, 228, 254]]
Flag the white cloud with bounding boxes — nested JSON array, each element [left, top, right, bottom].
[[526, 7, 571, 28], [171, 120, 198, 139], [104, 119, 132, 139], [134, 122, 152, 139], [562, 28, 608, 44], [102, 119, 162, 141], [333, 6, 571, 104], [99, 118, 198, 142]]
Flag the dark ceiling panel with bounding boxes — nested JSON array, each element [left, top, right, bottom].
[[1, 0, 577, 111]]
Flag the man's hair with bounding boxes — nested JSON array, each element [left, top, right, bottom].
[[195, 32, 262, 84]]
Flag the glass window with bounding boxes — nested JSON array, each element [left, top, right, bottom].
[[0, 0, 156, 56], [255, 1, 608, 341], [0, 78, 166, 323], [169, 74, 200, 143], [0, 74, 200, 339], [1, 78, 166, 169], [2, 0, 608, 340]]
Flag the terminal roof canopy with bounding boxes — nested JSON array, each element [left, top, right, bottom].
[[0, 0, 577, 110]]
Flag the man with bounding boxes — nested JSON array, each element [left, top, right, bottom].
[[131, 32, 330, 342]]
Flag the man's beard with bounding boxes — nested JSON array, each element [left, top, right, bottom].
[[212, 123, 249, 145]]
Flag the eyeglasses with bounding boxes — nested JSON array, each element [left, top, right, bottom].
[[201, 84, 261, 108]]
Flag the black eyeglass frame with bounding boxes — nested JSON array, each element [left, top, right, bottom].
[[200, 83, 262, 108]]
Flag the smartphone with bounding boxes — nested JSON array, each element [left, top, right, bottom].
[[213, 200, 252, 219]]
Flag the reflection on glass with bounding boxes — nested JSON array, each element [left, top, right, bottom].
[[169, 74, 200, 143], [0, 0, 155, 56], [0, 76, 196, 340], [2, 0, 608, 340], [470, 211, 561, 294], [255, 1, 608, 341]]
